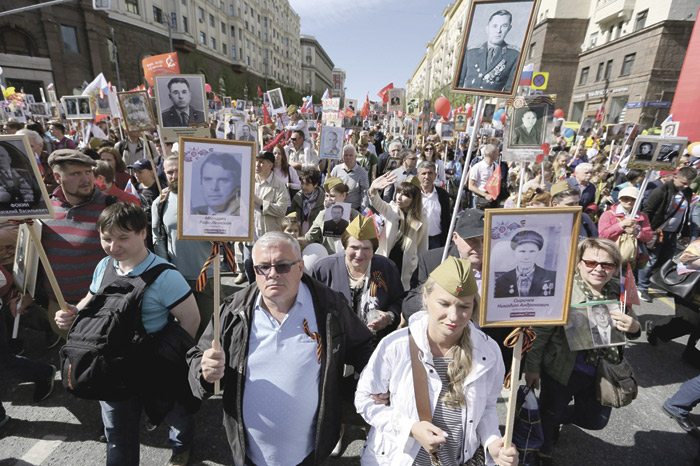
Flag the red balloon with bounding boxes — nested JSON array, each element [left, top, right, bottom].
[[500, 112, 506, 124], [553, 108, 565, 119], [536, 154, 544, 163], [465, 104, 473, 118], [205, 83, 212, 93], [541, 143, 550, 155], [434, 97, 451, 119]]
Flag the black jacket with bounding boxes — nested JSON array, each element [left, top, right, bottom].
[[642, 180, 693, 234], [186, 274, 375, 464]]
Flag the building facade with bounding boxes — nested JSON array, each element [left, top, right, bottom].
[[300, 34, 334, 98], [331, 67, 345, 101]]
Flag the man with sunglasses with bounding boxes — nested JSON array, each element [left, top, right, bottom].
[[286, 130, 318, 171], [187, 231, 374, 465]]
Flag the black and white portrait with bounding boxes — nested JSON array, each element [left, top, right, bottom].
[[28, 103, 49, 118], [62, 96, 91, 120], [483, 104, 496, 124], [627, 136, 661, 169], [235, 121, 256, 142], [155, 75, 207, 128], [455, 113, 467, 131], [78, 97, 91, 117], [236, 100, 246, 112], [319, 126, 343, 160], [454, 0, 537, 96], [0, 136, 53, 220], [422, 100, 431, 115], [346, 99, 358, 113], [654, 137, 688, 170], [223, 97, 232, 109], [510, 105, 545, 147], [662, 121, 680, 138], [588, 302, 625, 347], [388, 88, 404, 112], [440, 122, 455, 141], [118, 91, 156, 132], [579, 118, 594, 138], [268, 88, 285, 114], [493, 230, 556, 298], [323, 202, 351, 237], [190, 152, 242, 216]]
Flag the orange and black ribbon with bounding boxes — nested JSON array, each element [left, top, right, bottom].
[[8, 219, 35, 226], [302, 318, 322, 364], [369, 271, 387, 297], [502, 326, 536, 389], [196, 242, 237, 292]]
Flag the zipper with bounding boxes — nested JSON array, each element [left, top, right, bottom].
[[237, 305, 250, 457], [314, 312, 333, 462]]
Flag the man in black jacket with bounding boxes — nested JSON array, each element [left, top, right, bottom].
[[187, 231, 374, 465], [638, 166, 697, 302], [418, 161, 452, 249]]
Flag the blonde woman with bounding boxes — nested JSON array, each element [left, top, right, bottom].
[[355, 257, 518, 466]]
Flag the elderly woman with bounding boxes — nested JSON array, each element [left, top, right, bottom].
[[598, 186, 653, 268], [525, 238, 641, 465], [311, 215, 403, 339], [355, 257, 518, 466]]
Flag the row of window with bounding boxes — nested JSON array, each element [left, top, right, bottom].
[[578, 53, 635, 85]]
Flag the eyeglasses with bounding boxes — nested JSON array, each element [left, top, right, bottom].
[[253, 259, 301, 276], [581, 259, 616, 272], [290, 138, 298, 141], [425, 147, 434, 151]]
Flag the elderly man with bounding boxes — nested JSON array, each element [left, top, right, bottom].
[[383, 149, 418, 202], [418, 161, 451, 249], [550, 181, 599, 241], [330, 145, 369, 211], [566, 163, 596, 208], [161, 77, 205, 127], [187, 231, 374, 465], [286, 130, 318, 171]]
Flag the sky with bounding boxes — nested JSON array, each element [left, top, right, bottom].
[[288, 0, 450, 101]]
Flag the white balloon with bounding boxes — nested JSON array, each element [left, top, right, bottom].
[[492, 120, 503, 130], [302, 243, 328, 274], [692, 144, 700, 158]]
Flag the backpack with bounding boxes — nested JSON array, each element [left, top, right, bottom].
[[59, 260, 175, 401]]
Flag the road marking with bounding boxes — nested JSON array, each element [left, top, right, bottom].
[[18, 435, 66, 465]]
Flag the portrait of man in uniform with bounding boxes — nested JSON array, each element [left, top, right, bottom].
[[159, 77, 206, 128], [493, 230, 557, 298]]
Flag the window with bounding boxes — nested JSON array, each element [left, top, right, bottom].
[[181, 0, 186, 4], [183, 16, 188, 32], [246, 38, 249, 49], [620, 53, 635, 76], [251, 8, 254, 16], [198, 7, 204, 21], [153, 6, 163, 23], [125, 0, 138, 14], [589, 32, 598, 48], [247, 56, 250, 65], [596, 62, 604, 81], [209, 14, 214, 27], [232, 47, 236, 58], [211, 37, 216, 49], [231, 26, 235, 37], [244, 3, 247, 13], [604, 59, 613, 79], [635, 9, 648, 32], [230, 4, 234, 15], [579, 66, 589, 85], [528, 42, 536, 59], [223, 43, 227, 54], [200, 31, 206, 44], [264, 17, 267, 27], [61, 25, 79, 53], [171, 13, 177, 29], [221, 21, 225, 33]]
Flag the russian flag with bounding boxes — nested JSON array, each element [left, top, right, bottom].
[[621, 264, 640, 307], [321, 89, 330, 100], [124, 179, 139, 197], [519, 64, 534, 86], [301, 96, 313, 113]]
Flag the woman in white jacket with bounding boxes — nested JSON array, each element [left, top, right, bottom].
[[368, 172, 428, 290], [355, 257, 518, 466]]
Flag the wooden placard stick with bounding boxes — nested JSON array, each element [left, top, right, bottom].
[[503, 335, 524, 448], [11, 276, 27, 339], [25, 222, 67, 312], [516, 161, 526, 208], [213, 246, 221, 395], [142, 135, 162, 194]]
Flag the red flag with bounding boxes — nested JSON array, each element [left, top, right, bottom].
[[361, 93, 370, 119], [377, 83, 394, 104], [263, 104, 272, 125], [595, 104, 605, 121], [264, 130, 285, 151], [257, 85, 263, 97], [484, 164, 501, 199], [622, 264, 641, 306]]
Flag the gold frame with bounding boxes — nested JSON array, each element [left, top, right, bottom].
[[176, 137, 255, 242], [117, 90, 156, 133], [454, 112, 468, 132], [480, 207, 581, 328]]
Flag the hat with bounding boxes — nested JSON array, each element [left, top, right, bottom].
[[256, 151, 275, 164], [510, 230, 544, 250], [323, 176, 344, 192], [48, 120, 65, 132], [585, 204, 599, 212], [126, 158, 153, 171], [550, 180, 571, 197], [429, 256, 478, 297], [618, 186, 640, 200], [660, 170, 677, 177], [286, 105, 298, 115], [48, 149, 97, 168], [346, 215, 377, 241], [405, 176, 421, 190], [285, 212, 298, 219], [454, 209, 485, 239], [88, 137, 102, 150]]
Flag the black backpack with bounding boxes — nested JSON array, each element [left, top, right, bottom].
[[60, 260, 174, 401]]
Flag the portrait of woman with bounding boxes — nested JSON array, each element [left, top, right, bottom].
[[511, 106, 543, 146]]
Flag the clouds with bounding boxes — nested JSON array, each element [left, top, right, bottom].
[[289, 0, 401, 31]]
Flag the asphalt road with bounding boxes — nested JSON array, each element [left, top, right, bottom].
[[1, 279, 699, 465]]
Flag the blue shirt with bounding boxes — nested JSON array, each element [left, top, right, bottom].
[[243, 282, 321, 466], [89, 252, 192, 334], [567, 176, 596, 208]]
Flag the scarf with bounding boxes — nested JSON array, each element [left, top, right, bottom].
[[302, 188, 319, 220]]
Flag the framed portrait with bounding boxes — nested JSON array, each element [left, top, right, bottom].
[[322, 202, 351, 237], [95, 91, 113, 115], [480, 207, 581, 327], [453, 0, 540, 97], [662, 121, 680, 138], [565, 301, 626, 351], [422, 99, 431, 115], [47, 89, 57, 103], [454, 112, 468, 132], [223, 97, 232, 108], [234, 121, 257, 144], [623, 123, 639, 146], [10, 106, 26, 123], [24, 94, 36, 105], [440, 122, 455, 141], [28, 103, 50, 118], [605, 124, 625, 141], [371, 114, 379, 123], [267, 88, 285, 115], [482, 104, 496, 123], [578, 117, 594, 138], [154, 74, 209, 143], [319, 126, 344, 160], [389, 116, 403, 136], [627, 136, 660, 169], [655, 137, 688, 171], [12, 221, 42, 296], [507, 103, 548, 149], [62, 96, 92, 120], [208, 99, 221, 112], [345, 99, 358, 113], [0, 135, 54, 220], [387, 88, 404, 112], [177, 137, 254, 241], [235, 100, 246, 112], [117, 91, 156, 132]]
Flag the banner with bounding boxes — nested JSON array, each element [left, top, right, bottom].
[[142, 53, 180, 87]]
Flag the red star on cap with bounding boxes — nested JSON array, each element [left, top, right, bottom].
[[456, 285, 463, 293]]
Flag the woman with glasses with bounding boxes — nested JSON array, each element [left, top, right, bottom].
[[420, 144, 446, 189], [272, 144, 301, 206], [524, 238, 641, 465]]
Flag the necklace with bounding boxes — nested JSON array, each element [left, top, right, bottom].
[[345, 260, 368, 281]]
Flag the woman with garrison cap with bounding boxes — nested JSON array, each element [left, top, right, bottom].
[[354, 257, 518, 465], [493, 230, 557, 298]]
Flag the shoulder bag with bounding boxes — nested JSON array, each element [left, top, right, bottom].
[[650, 260, 700, 300], [595, 357, 638, 408]]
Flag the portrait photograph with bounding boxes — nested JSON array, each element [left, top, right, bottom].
[[178, 137, 254, 241], [236, 100, 246, 112], [453, 0, 540, 97], [578, 117, 594, 138], [627, 136, 660, 170], [319, 125, 344, 160], [12, 221, 42, 296], [654, 137, 688, 171], [95, 91, 112, 115], [223, 97, 232, 109], [267, 88, 285, 115], [387, 88, 404, 112], [440, 122, 455, 141], [154, 74, 207, 129], [322, 201, 351, 237], [234, 121, 257, 143], [623, 123, 639, 146], [662, 121, 680, 138], [422, 100, 431, 115], [346, 99, 358, 113], [24, 94, 35, 105], [604, 124, 624, 141], [0, 135, 54, 220], [10, 106, 26, 123], [454, 112, 468, 131], [508, 103, 547, 148], [480, 207, 581, 327], [62, 96, 91, 120], [482, 104, 496, 124], [565, 301, 626, 351], [389, 116, 403, 135], [208, 100, 220, 112], [47, 89, 57, 103], [117, 91, 156, 133], [28, 103, 49, 118]]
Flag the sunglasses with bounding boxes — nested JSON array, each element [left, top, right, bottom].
[[290, 137, 298, 141], [425, 147, 434, 151], [580, 259, 616, 272], [253, 259, 301, 276]]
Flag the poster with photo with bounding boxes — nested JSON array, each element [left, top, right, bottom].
[[662, 121, 680, 138], [322, 202, 351, 237], [13, 221, 42, 296], [389, 117, 403, 136], [223, 97, 232, 109], [234, 121, 257, 143], [9, 106, 26, 123], [267, 88, 285, 115], [627, 136, 660, 170], [319, 126, 344, 160], [345, 99, 358, 114], [178, 137, 254, 241], [62, 96, 92, 120], [454, 112, 468, 132], [654, 137, 688, 171], [117, 91, 156, 132], [440, 122, 455, 141], [28, 103, 50, 118], [565, 301, 626, 351], [154, 74, 209, 143], [502, 96, 555, 162], [481, 207, 581, 327], [387, 88, 404, 112]]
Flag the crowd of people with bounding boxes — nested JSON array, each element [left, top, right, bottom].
[[1, 102, 699, 466]]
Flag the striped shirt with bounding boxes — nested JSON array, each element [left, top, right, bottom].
[[42, 187, 108, 303]]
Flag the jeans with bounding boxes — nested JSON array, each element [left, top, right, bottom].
[[665, 374, 700, 418], [637, 233, 677, 292], [539, 371, 612, 455], [100, 397, 194, 466]]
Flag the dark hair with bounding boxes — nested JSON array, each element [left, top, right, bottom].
[[274, 144, 290, 176], [167, 77, 191, 92], [299, 167, 321, 186], [97, 202, 147, 234], [678, 167, 698, 180], [331, 204, 344, 213], [201, 152, 241, 180], [26, 122, 45, 135], [83, 148, 100, 160], [626, 169, 644, 183], [489, 9, 512, 24], [99, 147, 126, 172], [328, 182, 349, 194], [292, 130, 305, 141], [551, 186, 581, 204], [94, 160, 115, 183], [340, 229, 379, 252]]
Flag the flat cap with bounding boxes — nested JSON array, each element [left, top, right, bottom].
[[48, 149, 97, 168], [454, 209, 485, 239]]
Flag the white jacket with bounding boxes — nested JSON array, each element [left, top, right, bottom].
[[354, 313, 505, 465]]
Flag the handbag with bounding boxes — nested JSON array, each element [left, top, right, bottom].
[[650, 260, 700, 300], [595, 357, 638, 408]]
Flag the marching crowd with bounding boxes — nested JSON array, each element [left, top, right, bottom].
[[1, 105, 700, 466]]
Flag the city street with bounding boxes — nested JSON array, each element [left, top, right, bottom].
[[1, 279, 699, 465]]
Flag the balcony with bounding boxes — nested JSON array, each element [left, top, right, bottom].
[[593, 0, 634, 25]]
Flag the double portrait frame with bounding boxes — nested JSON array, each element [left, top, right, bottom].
[[627, 135, 688, 171]]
